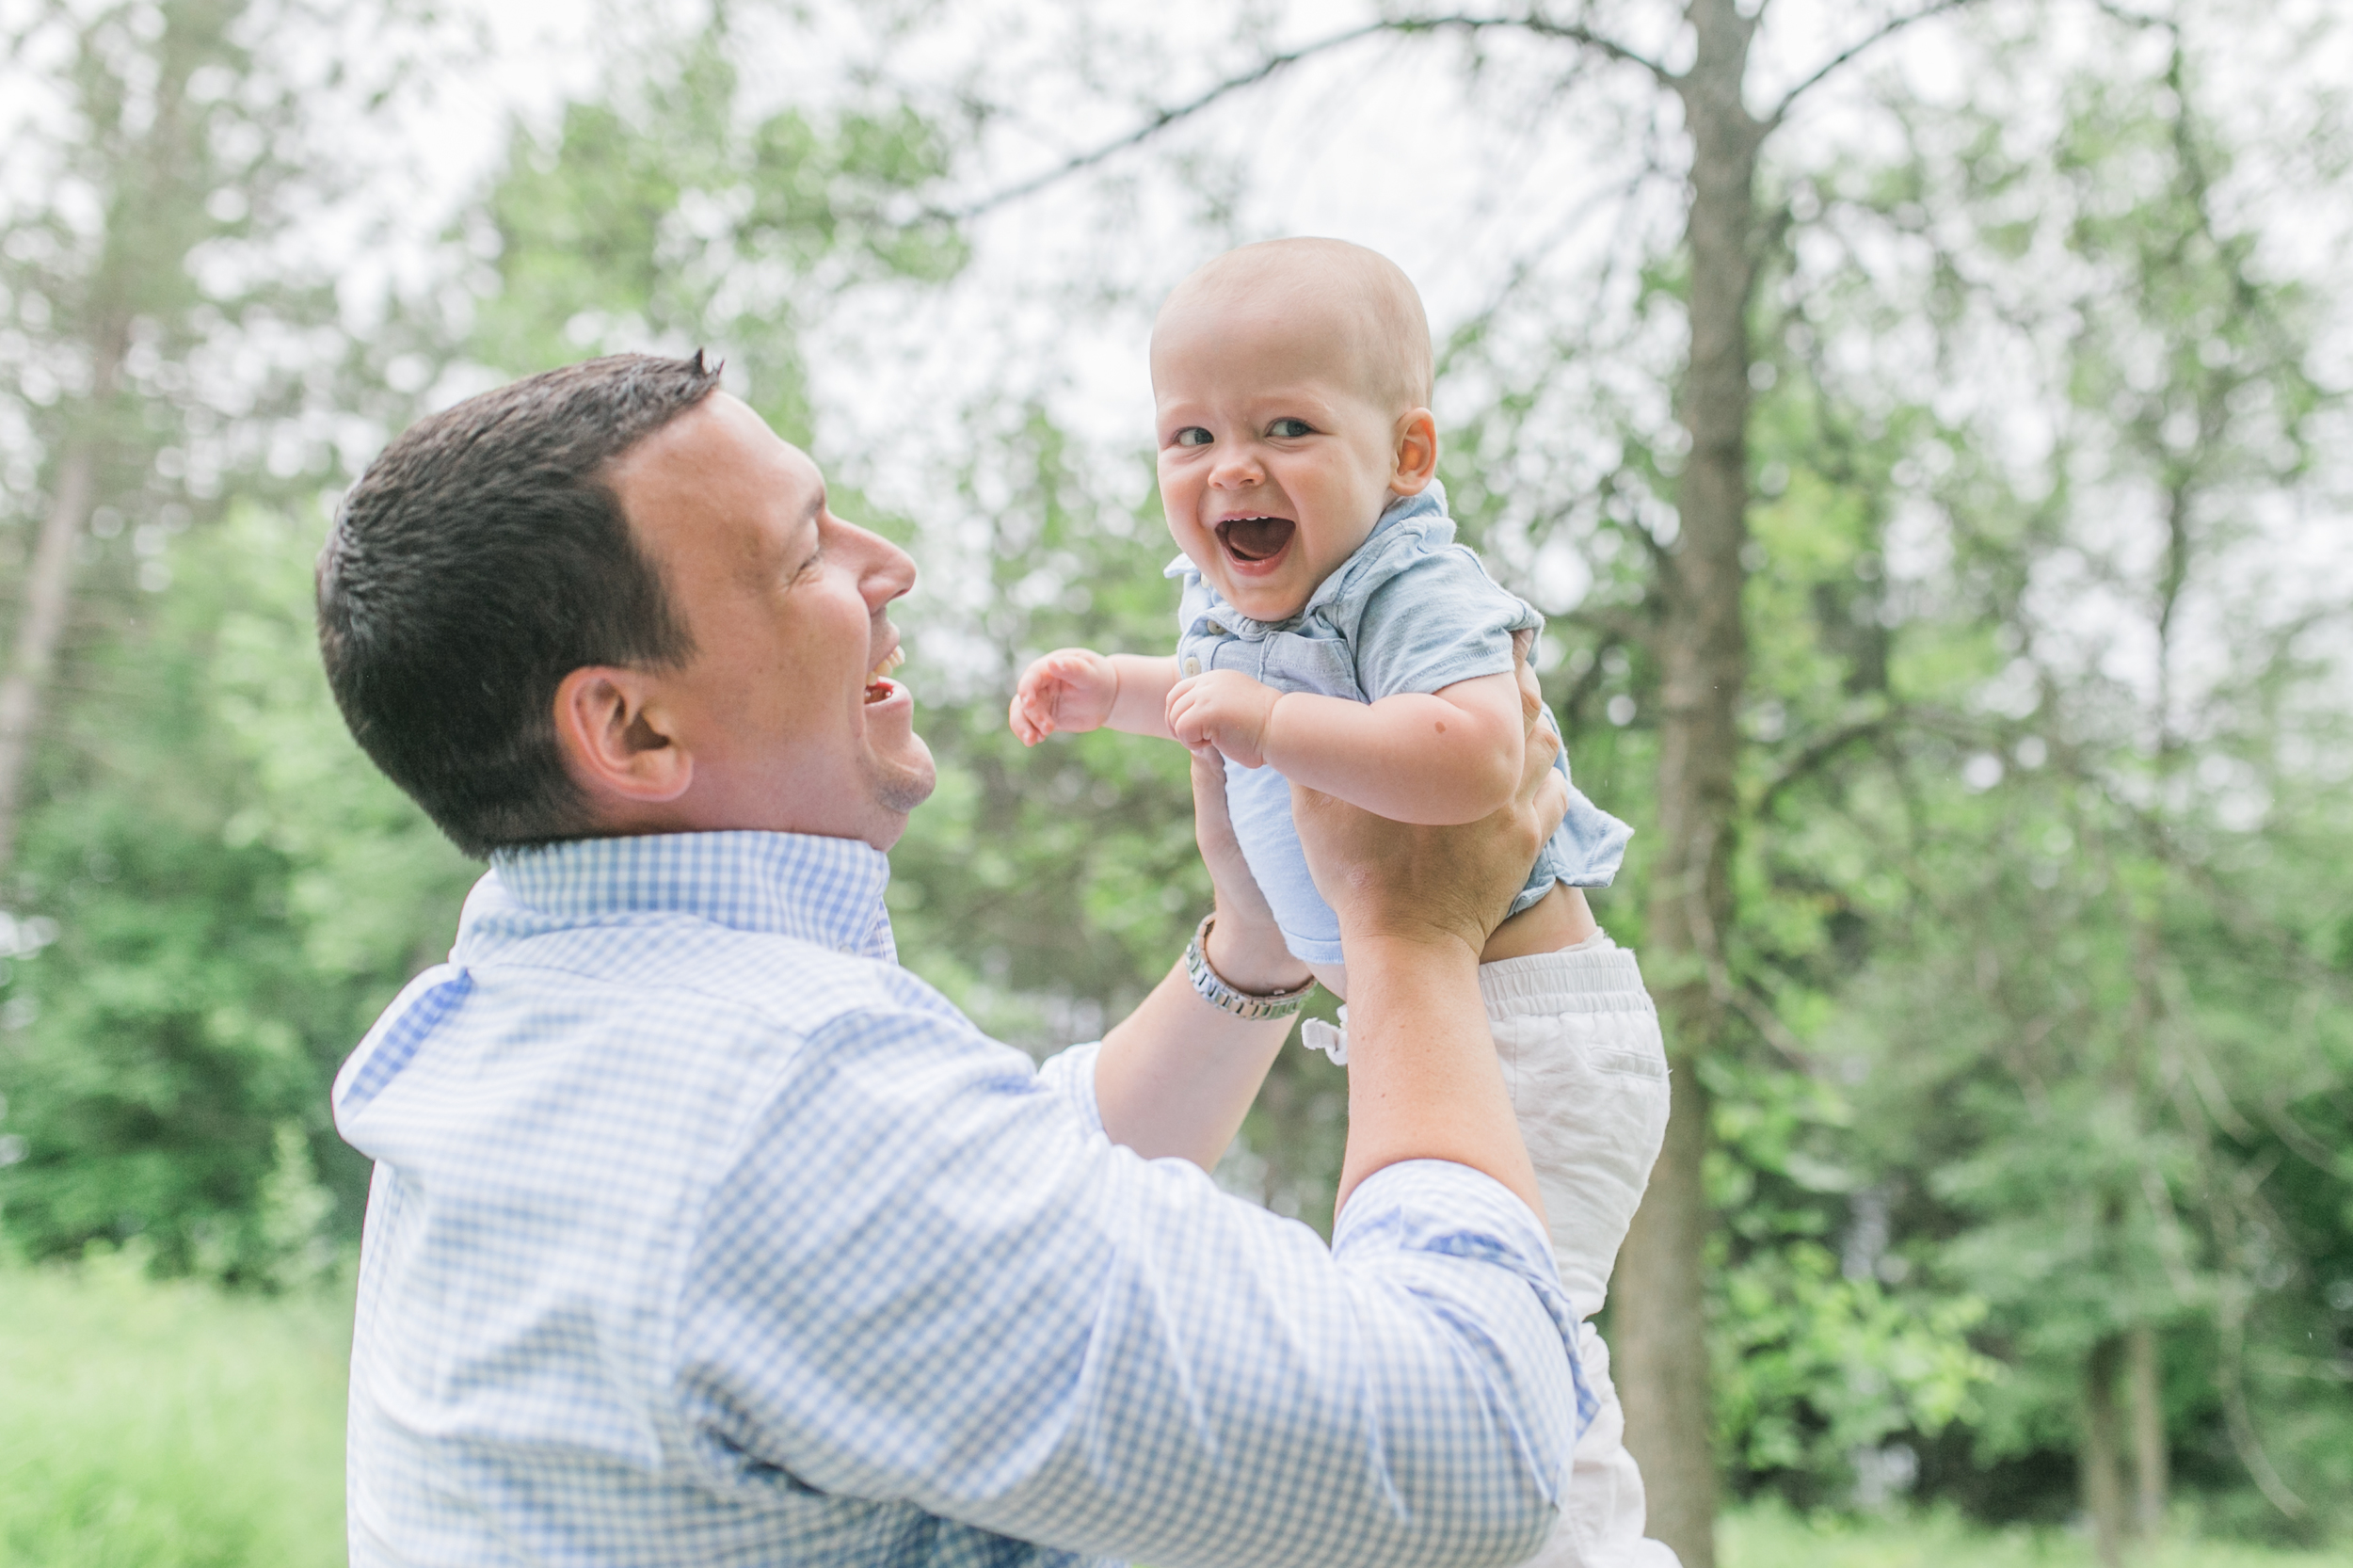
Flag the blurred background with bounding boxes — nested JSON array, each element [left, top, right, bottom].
[[0, 0, 2347, 1564]]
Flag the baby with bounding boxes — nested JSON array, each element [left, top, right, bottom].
[[1011, 238, 1679, 1568]]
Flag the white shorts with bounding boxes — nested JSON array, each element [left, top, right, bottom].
[[1484, 940, 1680, 1568]]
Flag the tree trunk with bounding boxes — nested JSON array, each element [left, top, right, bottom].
[[0, 438, 99, 880], [1615, 6, 1762, 1567], [2128, 1322, 2168, 1537], [1617, 1055, 1717, 1561], [2084, 1334, 2128, 1568]]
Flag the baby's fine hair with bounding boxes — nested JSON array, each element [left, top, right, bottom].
[[1158, 238, 1435, 413]]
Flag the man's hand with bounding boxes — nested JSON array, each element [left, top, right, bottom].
[[1189, 747, 1313, 996], [1010, 648, 1119, 745], [1166, 670, 1283, 768], [1291, 647, 1565, 959]]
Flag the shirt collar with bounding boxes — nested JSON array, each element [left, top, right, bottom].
[[479, 830, 894, 955]]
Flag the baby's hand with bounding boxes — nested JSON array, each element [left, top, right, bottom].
[[1166, 670, 1283, 769], [1010, 648, 1120, 744]]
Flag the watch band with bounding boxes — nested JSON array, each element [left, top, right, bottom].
[[1185, 914, 1315, 1020]]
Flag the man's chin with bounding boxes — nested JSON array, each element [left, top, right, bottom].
[[872, 744, 937, 819]]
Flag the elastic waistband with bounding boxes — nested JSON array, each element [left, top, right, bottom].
[[1479, 941, 1655, 1018]]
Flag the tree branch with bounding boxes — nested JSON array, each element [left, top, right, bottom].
[[1422, 12, 1675, 85], [1754, 708, 1900, 816], [1556, 600, 1653, 650], [940, 21, 1390, 219], [1765, 0, 1991, 130], [947, 12, 1672, 219]]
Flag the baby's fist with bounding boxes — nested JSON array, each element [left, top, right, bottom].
[[1010, 648, 1119, 745], [1166, 669, 1282, 769]]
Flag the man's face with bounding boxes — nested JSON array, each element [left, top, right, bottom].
[[1152, 291, 1408, 624], [607, 392, 934, 850]]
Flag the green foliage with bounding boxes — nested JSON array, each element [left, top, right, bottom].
[[0, 506, 475, 1278], [1716, 1240, 1998, 1484], [1729, 25, 2353, 1534], [468, 11, 965, 444]]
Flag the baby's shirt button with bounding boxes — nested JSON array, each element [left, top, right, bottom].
[[1183, 656, 1203, 677]]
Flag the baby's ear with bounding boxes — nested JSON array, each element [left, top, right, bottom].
[[1390, 408, 1439, 494]]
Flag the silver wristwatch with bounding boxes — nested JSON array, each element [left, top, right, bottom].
[[1184, 914, 1315, 1020]]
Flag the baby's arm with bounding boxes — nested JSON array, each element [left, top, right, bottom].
[[1166, 668, 1524, 825], [1011, 649, 1180, 744]]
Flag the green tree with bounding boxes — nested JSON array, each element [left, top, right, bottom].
[[0, 503, 475, 1277], [0, 0, 370, 875], [463, 10, 963, 437], [0, 0, 453, 1275], [1721, 15, 2351, 1550]]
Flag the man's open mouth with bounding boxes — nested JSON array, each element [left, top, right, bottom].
[[865, 647, 904, 703], [1216, 516, 1295, 564]]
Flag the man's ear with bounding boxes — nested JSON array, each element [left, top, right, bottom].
[[552, 665, 693, 808], [1390, 408, 1439, 496]]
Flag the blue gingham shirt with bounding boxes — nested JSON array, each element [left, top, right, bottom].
[[333, 830, 1589, 1567]]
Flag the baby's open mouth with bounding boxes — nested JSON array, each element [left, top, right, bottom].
[[1216, 517, 1295, 564]]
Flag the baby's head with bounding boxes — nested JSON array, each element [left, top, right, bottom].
[[1151, 238, 1436, 623]]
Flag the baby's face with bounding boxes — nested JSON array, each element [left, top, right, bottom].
[[1152, 293, 1414, 624]]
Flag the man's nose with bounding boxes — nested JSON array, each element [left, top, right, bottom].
[[847, 521, 916, 608]]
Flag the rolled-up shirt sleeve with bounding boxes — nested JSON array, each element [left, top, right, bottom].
[[676, 1004, 1588, 1568], [1032, 1038, 1107, 1143]]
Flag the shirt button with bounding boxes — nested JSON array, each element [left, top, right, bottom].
[[1183, 657, 1202, 677], [1204, 621, 1225, 636]]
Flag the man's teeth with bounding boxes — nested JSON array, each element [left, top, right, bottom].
[[868, 648, 904, 684]]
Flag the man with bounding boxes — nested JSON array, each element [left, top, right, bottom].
[[319, 351, 1588, 1567]]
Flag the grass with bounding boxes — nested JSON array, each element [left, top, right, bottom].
[[0, 1255, 2340, 1567], [1723, 1498, 2349, 1568], [0, 1247, 351, 1568]]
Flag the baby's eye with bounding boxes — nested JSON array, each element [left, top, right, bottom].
[[1174, 427, 1213, 448], [1269, 418, 1314, 439]]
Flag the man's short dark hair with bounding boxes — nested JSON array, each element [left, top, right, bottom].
[[318, 352, 722, 856]]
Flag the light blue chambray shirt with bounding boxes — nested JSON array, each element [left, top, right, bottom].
[[332, 830, 1592, 1568], [1170, 483, 1633, 967]]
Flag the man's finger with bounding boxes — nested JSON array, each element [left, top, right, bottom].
[[1529, 763, 1570, 849]]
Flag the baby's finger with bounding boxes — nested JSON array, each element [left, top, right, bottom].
[[1168, 703, 1206, 750], [1009, 690, 1049, 745], [1044, 649, 1096, 686]]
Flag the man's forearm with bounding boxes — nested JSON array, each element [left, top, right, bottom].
[[1094, 911, 1300, 1168], [1336, 933, 1545, 1223]]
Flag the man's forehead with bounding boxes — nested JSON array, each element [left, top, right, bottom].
[[610, 394, 823, 562]]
